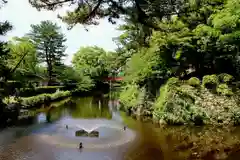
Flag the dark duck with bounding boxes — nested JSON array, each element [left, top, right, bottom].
[[79, 142, 83, 149]]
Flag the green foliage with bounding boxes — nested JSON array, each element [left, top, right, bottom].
[[28, 20, 66, 85], [153, 85, 169, 112], [217, 83, 233, 96], [232, 111, 240, 125], [72, 46, 109, 79], [166, 77, 180, 86], [124, 46, 170, 84], [18, 86, 64, 97], [76, 75, 95, 91], [7, 37, 40, 81], [28, 0, 240, 81], [51, 90, 71, 100], [57, 66, 80, 83], [114, 19, 151, 52], [4, 91, 71, 107], [218, 73, 233, 83], [0, 20, 12, 80], [188, 77, 201, 87], [29, 0, 178, 30], [119, 84, 145, 109], [154, 78, 208, 125], [202, 75, 219, 89], [153, 75, 240, 125], [2, 96, 19, 104], [72, 46, 117, 91], [154, 78, 181, 112], [4, 0, 240, 128]]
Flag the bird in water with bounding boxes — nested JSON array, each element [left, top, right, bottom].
[[123, 126, 126, 130], [79, 142, 83, 149]]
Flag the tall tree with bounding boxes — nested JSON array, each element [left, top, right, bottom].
[[72, 46, 109, 80], [72, 46, 116, 91], [28, 20, 67, 85], [0, 21, 12, 81], [0, 0, 13, 126], [0, 0, 12, 80]]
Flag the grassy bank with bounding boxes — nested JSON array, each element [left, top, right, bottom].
[[3, 90, 71, 109], [18, 86, 68, 97], [119, 74, 240, 126]]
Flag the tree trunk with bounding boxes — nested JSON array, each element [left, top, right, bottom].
[[45, 47, 53, 86]]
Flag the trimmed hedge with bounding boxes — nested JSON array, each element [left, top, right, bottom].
[[18, 86, 66, 97], [3, 91, 71, 108]]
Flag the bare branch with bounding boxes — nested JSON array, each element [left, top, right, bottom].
[[10, 51, 29, 74]]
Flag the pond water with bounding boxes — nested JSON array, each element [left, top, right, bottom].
[[1, 96, 240, 160]]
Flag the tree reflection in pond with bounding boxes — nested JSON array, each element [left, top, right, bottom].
[[69, 97, 112, 119]]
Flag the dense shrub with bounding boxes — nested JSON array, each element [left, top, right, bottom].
[[154, 79, 208, 125], [154, 78, 182, 111], [187, 77, 200, 87], [166, 77, 180, 87], [218, 73, 233, 84], [232, 111, 240, 125], [4, 96, 18, 103], [217, 83, 233, 96], [153, 75, 240, 126], [119, 83, 145, 110], [202, 74, 219, 89]]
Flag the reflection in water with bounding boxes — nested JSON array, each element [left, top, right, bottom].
[[69, 97, 112, 119], [1, 96, 240, 160], [37, 113, 46, 123]]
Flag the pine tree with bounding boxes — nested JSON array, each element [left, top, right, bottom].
[[28, 20, 66, 85]]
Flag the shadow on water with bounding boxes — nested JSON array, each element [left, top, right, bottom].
[[121, 112, 240, 160], [1, 94, 240, 159]]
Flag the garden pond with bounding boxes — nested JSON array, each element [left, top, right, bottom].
[[1, 96, 240, 160]]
